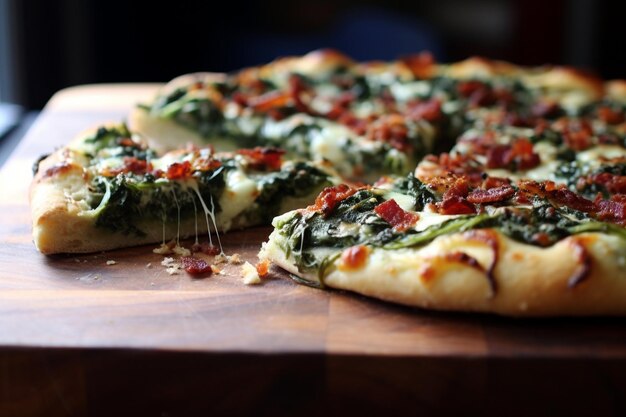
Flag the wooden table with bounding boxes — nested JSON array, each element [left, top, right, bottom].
[[1, 85, 625, 417]]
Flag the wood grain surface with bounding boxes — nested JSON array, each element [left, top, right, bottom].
[[1, 85, 626, 417]]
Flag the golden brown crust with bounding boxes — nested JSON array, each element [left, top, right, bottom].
[[261, 227, 626, 317]]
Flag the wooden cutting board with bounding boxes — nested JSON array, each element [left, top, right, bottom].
[[1, 85, 626, 417]]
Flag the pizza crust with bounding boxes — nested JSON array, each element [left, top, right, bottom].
[[260, 227, 626, 317]]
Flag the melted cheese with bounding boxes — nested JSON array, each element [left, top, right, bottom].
[[217, 169, 259, 231]]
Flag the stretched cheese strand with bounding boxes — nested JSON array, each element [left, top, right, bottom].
[[189, 182, 224, 255]]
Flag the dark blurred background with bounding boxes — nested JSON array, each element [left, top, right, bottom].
[[0, 0, 624, 111]]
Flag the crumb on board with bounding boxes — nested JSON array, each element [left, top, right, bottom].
[[146, 263, 152, 268], [210, 265, 222, 274], [241, 261, 261, 285], [106, 260, 117, 266], [161, 257, 182, 275], [214, 253, 243, 265]]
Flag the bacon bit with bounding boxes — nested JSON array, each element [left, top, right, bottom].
[[118, 137, 136, 147], [340, 245, 369, 271], [248, 90, 291, 112], [237, 147, 285, 171], [597, 106, 625, 125], [180, 256, 213, 276], [483, 176, 511, 189], [191, 242, 221, 255], [466, 185, 515, 204], [486, 138, 541, 170], [288, 74, 316, 114], [166, 161, 193, 180], [42, 161, 74, 178], [192, 157, 222, 173], [595, 197, 626, 225], [106, 157, 152, 176], [401, 51, 436, 79], [462, 229, 500, 295], [457, 80, 495, 107], [517, 180, 595, 213], [567, 239, 592, 288], [308, 184, 358, 216], [339, 112, 371, 135], [256, 259, 270, 277], [554, 118, 594, 151], [406, 99, 442, 122], [584, 173, 626, 195], [374, 199, 420, 231], [366, 114, 410, 151], [435, 177, 476, 214], [532, 232, 553, 247], [438, 195, 476, 215], [531, 101, 562, 118]]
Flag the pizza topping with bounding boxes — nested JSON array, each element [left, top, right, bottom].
[[401, 51, 436, 79], [339, 245, 369, 270], [466, 185, 515, 204], [374, 199, 420, 231], [596, 106, 625, 125], [406, 99, 442, 122], [180, 256, 213, 276], [166, 161, 193, 180], [486, 138, 541, 171], [308, 184, 359, 216], [256, 259, 271, 277], [237, 147, 285, 171]]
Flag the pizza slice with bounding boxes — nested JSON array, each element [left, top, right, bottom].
[[31, 123, 338, 254], [260, 158, 626, 316]]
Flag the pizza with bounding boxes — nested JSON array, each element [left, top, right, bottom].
[[31, 123, 337, 254], [30, 49, 626, 315]]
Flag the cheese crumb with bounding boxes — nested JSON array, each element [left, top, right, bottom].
[[214, 252, 244, 265], [210, 265, 222, 274], [241, 261, 261, 285], [172, 244, 191, 257], [146, 263, 152, 268], [161, 257, 181, 275], [153, 243, 172, 255], [106, 260, 117, 265]]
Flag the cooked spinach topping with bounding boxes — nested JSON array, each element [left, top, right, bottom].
[[244, 162, 332, 224], [92, 167, 227, 236], [275, 190, 623, 275], [391, 174, 437, 210]]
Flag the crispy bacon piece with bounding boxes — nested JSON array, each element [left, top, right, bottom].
[[567, 239, 592, 288], [181, 256, 213, 276], [517, 180, 595, 213], [288, 74, 316, 114], [466, 185, 515, 204], [457, 80, 496, 107], [554, 118, 594, 151], [401, 51, 436, 79], [256, 259, 270, 277], [597, 106, 625, 125], [531, 101, 562, 118], [366, 114, 411, 151], [308, 184, 358, 216], [237, 147, 285, 171], [338, 112, 370, 135], [406, 99, 442, 122], [486, 138, 541, 170], [340, 245, 369, 270], [166, 161, 193, 180], [581, 173, 626, 195], [374, 199, 420, 231], [248, 90, 291, 112], [106, 157, 152, 176], [594, 196, 626, 225]]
